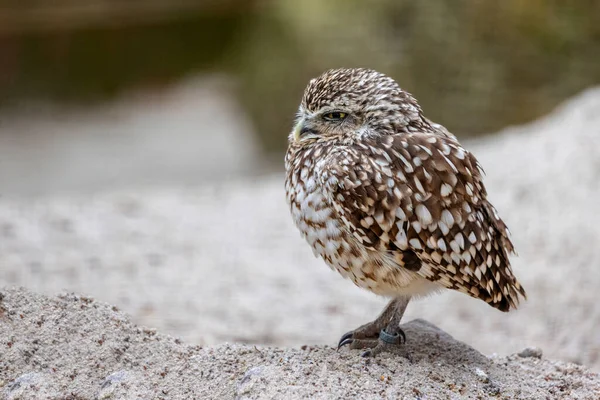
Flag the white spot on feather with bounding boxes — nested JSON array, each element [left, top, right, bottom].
[[396, 208, 406, 220], [468, 232, 477, 243], [398, 155, 414, 173], [415, 204, 433, 225], [450, 240, 460, 254], [438, 221, 449, 235], [441, 210, 454, 228], [437, 238, 447, 252], [465, 183, 474, 196], [441, 183, 453, 197], [395, 228, 408, 250], [409, 238, 422, 250], [455, 233, 465, 249], [451, 253, 461, 265], [414, 176, 425, 194], [418, 145, 433, 156], [412, 221, 422, 233], [361, 216, 374, 228], [454, 147, 466, 160], [441, 154, 458, 173], [462, 251, 471, 264]]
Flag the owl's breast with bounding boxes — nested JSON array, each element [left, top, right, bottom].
[[285, 160, 345, 260], [285, 150, 437, 297], [285, 145, 373, 282]]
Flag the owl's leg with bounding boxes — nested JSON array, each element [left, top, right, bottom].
[[359, 296, 410, 357], [337, 296, 410, 356]]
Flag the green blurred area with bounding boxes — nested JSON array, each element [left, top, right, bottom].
[[1, 0, 599, 154]]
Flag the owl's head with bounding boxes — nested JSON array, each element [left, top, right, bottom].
[[290, 68, 429, 146]]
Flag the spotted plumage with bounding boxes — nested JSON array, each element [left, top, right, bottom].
[[285, 69, 526, 340]]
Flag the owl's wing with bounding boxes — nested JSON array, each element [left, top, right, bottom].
[[319, 132, 526, 311]]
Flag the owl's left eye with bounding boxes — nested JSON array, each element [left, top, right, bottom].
[[322, 112, 347, 121]]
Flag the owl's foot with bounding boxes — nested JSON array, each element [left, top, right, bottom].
[[359, 328, 406, 357], [337, 321, 385, 348], [337, 296, 410, 357], [339, 327, 406, 356]]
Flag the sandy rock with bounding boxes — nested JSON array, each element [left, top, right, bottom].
[[518, 347, 543, 359], [1, 287, 598, 399]]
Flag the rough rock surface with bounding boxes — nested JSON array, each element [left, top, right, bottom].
[[1, 288, 599, 399]]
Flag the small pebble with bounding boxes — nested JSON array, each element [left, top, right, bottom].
[[474, 367, 489, 383], [518, 347, 543, 359]]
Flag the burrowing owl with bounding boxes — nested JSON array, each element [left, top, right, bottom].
[[284, 68, 526, 357]]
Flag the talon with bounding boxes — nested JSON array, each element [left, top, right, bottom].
[[337, 337, 354, 350], [337, 332, 353, 348], [360, 350, 372, 357]]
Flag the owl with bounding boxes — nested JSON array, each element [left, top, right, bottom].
[[284, 68, 526, 357]]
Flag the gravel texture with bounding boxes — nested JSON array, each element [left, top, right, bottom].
[[1, 287, 599, 399]]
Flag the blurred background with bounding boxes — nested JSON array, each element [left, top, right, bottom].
[[1, 0, 600, 370]]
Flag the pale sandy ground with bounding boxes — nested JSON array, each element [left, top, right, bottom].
[[1, 288, 599, 399], [0, 78, 600, 398]]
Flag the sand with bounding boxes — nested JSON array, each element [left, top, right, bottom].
[[1, 288, 599, 399]]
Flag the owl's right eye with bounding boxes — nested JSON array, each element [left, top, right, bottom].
[[322, 112, 348, 121]]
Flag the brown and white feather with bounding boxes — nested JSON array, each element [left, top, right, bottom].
[[285, 68, 526, 311]]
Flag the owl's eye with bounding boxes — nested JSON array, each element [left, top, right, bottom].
[[322, 112, 347, 121]]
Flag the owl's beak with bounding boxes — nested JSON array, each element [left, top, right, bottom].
[[293, 119, 304, 142], [293, 118, 313, 142]]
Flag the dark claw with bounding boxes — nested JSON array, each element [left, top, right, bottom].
[[399, 329, 406, 344], [360, 349, 373, 357], [337, 337, 354, 350], [337, 332, 354, 349]]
